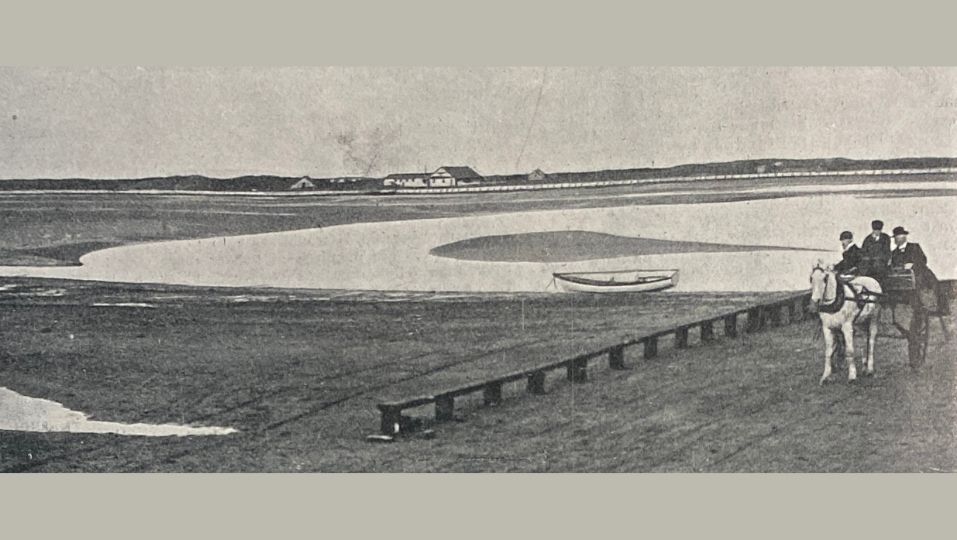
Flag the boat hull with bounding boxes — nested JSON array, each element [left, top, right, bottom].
[[553, 269, 679, 293]]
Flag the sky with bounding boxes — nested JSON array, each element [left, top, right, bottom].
[[1, 66, 955, 179]]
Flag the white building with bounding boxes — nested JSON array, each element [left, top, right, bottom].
[[428, 166, 482, 187], [290, 177, 316, 190], [384, 172, 430, 188]]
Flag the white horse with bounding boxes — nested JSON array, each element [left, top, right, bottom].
[[808, 261, 882, 384]]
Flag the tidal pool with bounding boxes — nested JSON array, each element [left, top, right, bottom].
[[0, 387, 238, 437], [0, 182, 954, 293]]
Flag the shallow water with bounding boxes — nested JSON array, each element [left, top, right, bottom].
[[0, 387, 237, 437], [0, 182, 954, 293], [90, 302, 157, 308]]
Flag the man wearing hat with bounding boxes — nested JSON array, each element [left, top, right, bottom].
[[890, 226, 947, 313], [833, 230, 862, 275], [859, 219, 891, 279]]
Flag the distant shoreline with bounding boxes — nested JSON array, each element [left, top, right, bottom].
[[2, 156, 957, 194], [0, 167, 954, 197]]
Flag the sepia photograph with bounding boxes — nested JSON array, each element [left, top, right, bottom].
[[1, 66, 955, 472]]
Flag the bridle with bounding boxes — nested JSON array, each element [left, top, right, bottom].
[[810, 265, 882, 321], [810, 266, 844, 313]]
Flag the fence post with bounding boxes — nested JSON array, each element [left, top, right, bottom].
[[747, 308, 762, 332], [567, 358, 588, 382], [527, 371, 546, 394], [435, 395, 455, 422], [768, 304, 782, 327], [724, 314, 738, 338], [483, 382, 503, 405], [643, 337, 658, 359], [675, 327, 689, 349], [378, 405, 402, 435], [609, 346, 626, 370], [788, 300, 801, 323], [700, 321, 715, 342]]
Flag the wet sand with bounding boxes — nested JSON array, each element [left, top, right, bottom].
[[1, 182, 955, 293]]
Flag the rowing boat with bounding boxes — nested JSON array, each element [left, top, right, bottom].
[[552, 269, 679, 293]]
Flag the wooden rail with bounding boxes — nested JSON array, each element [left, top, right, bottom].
[[374, 292, 812, 437], [388, 168, 957, 195]]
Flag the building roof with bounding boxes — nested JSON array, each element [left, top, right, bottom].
[[290, 178, 316, 189], [434, 166, 481, 178], [385, 172, 429, 179]]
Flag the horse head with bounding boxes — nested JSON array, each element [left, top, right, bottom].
[[808, 260, 836, 313]]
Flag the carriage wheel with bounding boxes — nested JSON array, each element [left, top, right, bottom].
[[907, 308, 929, 368]]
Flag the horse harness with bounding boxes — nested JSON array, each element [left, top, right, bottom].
[[819, 273, 882, 324]]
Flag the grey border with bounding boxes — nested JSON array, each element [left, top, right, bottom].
[[2, 1, 956, 539]]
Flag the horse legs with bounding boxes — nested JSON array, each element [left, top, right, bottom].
[[842, 323, 857, 382], [865, 314, 878, 376], [821, 326, 835, 385]]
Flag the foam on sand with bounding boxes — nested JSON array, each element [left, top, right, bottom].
[[90, 302, 157, 308], [0, 387, 238, 437]]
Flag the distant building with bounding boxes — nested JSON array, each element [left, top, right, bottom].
[[528, 168, 547, 181], [428, 166, 482, 187], [383, 166, 483, 188], [290, 177, 316, 190], [384, 172, 430, 188]]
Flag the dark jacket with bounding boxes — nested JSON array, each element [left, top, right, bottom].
[[890, 242, 938, 288], [860, 232, 892, 277], [834, 244, 862, 274]]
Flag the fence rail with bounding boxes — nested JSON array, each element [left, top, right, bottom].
[[390, 167, 957, 195], [374, 291, 813, 436]]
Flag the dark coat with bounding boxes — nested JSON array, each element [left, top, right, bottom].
[[890, 242, 938, 288], [859, 232, 892, 277], [834, 244, 862, 274]]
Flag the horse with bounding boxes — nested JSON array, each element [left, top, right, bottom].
[[808, 261, 882, 385]]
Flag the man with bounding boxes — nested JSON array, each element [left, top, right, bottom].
[[859, 219, 891, 279], [833, 230, 862, 275], [890, 226, 947, 313]]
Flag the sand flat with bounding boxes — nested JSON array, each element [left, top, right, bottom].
[[0, 182, 954, 293]]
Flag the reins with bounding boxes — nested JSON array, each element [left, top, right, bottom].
[[814, 269, 882, 325]]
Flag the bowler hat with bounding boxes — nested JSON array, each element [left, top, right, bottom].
[[892, 226, 909, 235], [871, 220, 884, 230], [839, 231, 853, 240]]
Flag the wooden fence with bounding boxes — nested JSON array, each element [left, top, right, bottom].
[[389, 167, 957, 195], [374, 291, 813, 436]]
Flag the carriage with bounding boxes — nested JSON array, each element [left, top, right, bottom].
[[875, 269, 949, 367]]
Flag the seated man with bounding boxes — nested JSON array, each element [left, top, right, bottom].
[[890, 225, 948, 314], [859, 219, 891, 280], [833, 230, 862, 276]]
